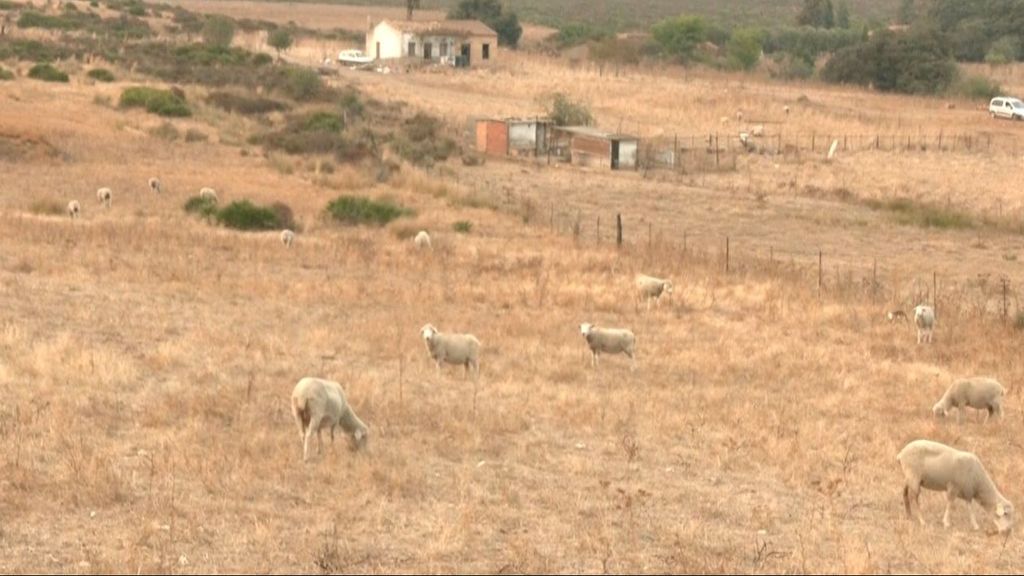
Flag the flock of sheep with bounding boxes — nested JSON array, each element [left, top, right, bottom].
[[56, 176, 1016, 536], [65, 177, 297, 248]]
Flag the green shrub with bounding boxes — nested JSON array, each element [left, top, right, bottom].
[[27, 63, 69, 82], [216, 200, 281, 231], [325, 196, 414, 227], [252, 52, 273, 66], [184, 195, 218, 218], [303, 111, 343, 132], [86, 68, 116, 82], [0, 67, 13, 81], [952, 75, 1002, 100], [18, 11, 85, 31], [201, 15, 235, 49], [543, 92, 593, 126], [206, 91, 288, 115], [119, 86, 191, 117], [822, 30, 957, 95], [277, 67, 323, 101], [863, 197, 975, 230], [256, 111, 365, 158], [453, 220, 472, 233], [391, 112, 456, 168]]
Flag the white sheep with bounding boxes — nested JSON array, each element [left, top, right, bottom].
[[148, 177, 161, 194], [783, 105, 791, 115], [199, 187, 218, 203], [281, 229, 295, 248], [420, 324, 480, 379], [290, 377, 368, 462], [914, 304, 935, 344], [96, 187, 111, 208], [886, 310, 908, 323], [414, 230, 431, 249], [933, 377, 1005, 424], [67, 200, 80, 219], [897, 439, 1014, 533], [580, 323, 636, 370], [635, 274, 673, 310], [751, 124, 765, 137]]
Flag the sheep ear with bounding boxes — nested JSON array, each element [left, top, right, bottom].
[[997, 503, 1007, 516], [354, 428, 365, 441]]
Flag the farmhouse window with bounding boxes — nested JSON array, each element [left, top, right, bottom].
[[408, 41, 416, 56], [482, 43, 490, 60], [440, 42, 448, 57]]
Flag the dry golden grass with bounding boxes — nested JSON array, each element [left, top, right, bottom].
[[6, 16, 1024, 574]]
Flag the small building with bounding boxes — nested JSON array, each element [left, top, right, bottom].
[[550, 126, 638, 170], [475, 117, 552, 157], [366, 19, 498, 66]]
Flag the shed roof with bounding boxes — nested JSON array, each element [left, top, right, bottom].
[[380, 19, 498, 38], [554, 125, 637, 141]]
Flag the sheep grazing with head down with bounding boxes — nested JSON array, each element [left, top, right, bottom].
[[290, 377, 368, 462], [281, 229, 295, 248], [897, 439, 1014, 533], [580, 323, 636, 370], [67, 200, 80, 219], [414, 230, 431, 249], [96, 187, 112, 208], [199, 187, 218, 203], [420, 324, 480, 379], [636, 274, 673, 311], [933, 377, 1005, 424], [914, 304, 935, 344], [148, 177, 161, 194]]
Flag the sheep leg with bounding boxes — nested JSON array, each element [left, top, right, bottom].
[[968, 501, 980, 531], [904, 481, 925, 525], [302, 423, 316, 462], [316, 428, 324, 455], [435, 359, 442, 378], [943, 487, 958, 529]]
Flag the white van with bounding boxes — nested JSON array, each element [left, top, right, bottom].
[[989, 97, 1024, 120]]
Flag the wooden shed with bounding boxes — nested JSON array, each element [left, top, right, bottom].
[[550, 126, 638, 170]]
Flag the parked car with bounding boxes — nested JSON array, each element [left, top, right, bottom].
[[989, 97, 1024, 120]]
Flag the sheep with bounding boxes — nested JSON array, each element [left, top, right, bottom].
[[96, 187, 112, 208], [783, 105, 791, 115], [580, 323, 636, 370], [290, 377, 368, 462], [635, 274, 673, 311], [199, 187, 218, 203], [751, 124, 765, 137], [281, 229, 295, 248], [914, 304, 935, 344], [735, 110, 744, 122], [897, 439, 1014, 533], [148, 177, 161, 194], [886, 310, 908, 323], [420, 324, 480, 379], [933, 377, 1005, 424], [739, 132, 755, 152], [414, 230, 431, 249], [67, 200, 80, 219]]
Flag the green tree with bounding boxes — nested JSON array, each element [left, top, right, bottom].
[[202, 15, 235, 49], [822, 29, 956, 95], [267, 28, 293, 59], [406, 0, 420, 20], [651, 15, 707, 63], [449, 0, 521, 47], [835, 0, 850, 29], [726, 27, 763, 70], [985, 36, 1020, 64], [797, 0, 834, 29]]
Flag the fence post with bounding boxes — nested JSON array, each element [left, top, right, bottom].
[[682, 231, 687, 260], [872, 258, 877, 302], [818, 250, 823, 297], [715, 134, 720, 168], [648, 222, 652, 252], [596, 216, 600, 243], [933, 271, 938, 315], [725, 236, 730, 273], [811, 134, 815, 152], [616, 213, 623, 248], [550, 203, 554, 231], [1003, 279, 1009, 323]]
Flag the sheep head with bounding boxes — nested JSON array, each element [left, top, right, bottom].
[[352, 427, 369, 452], [996, 502, 1014, 533], [420, 324, 438, 341], [932, 402, 947, 418], [579, 323, 593, 337]]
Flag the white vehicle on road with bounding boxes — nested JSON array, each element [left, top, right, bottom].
[[989, 97, 1024, 120]]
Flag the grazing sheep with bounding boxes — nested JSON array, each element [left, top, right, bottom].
[[67, 200, 80, 219], [887, 310, 908, 323], [897, 439, 1014, 533], [420, 324, 480, 379], [914, 304, 935, 344], [148, 177, 161, 194], [96, 187, 112, 208], [933, 377, 1005, 424], [735, 110, 744, 122], [290, 377, 368, 462], [199, 187, 218, 203], [784, 105, 791, 115], [414, 230, 431, 249], [281, 229, 295, 248], [739, 132, 755, 152], [580, 323, 636, 369], [636, 274, 673, 310], [751, 124, 765, 137]]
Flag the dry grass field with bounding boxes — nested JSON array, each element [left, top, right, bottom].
[[5, 1, 1024, 574]]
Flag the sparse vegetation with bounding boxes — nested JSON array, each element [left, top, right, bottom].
[[184, 195, 218, 218], [543, 92, 593, 126], [206, 91, 289, 115], [325, 195, 414, 226], [147, 121, 180, 141], [216, 199, 286, 231], [391, 112, 457, 168], [452, 220, 473, 233], [0, 67, 13, 81]]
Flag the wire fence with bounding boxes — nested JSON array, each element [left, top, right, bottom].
[[516, 196, 1024, 326]]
